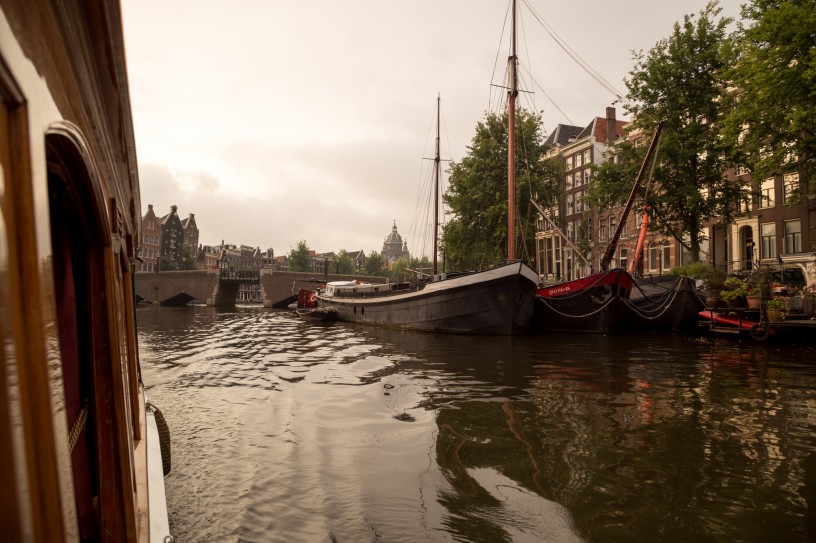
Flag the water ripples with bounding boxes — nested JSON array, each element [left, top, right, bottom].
[[138, 305, 816, 542]]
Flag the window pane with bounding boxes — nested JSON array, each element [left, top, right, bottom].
[[760, 222, 776, 259], [760, 178, 775, 208], [784, 220, 801, 254]]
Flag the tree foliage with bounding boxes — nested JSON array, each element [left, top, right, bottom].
[[335, 250, 354, 274], [180, 244, 197, 270], [158, 254, 177, 272], [389, 257, 410, 282], [289, 240, 312, 272], [442, 108, 556, 270], [721, 0, 816, 190], [619, 1, 738, 261], [362, 250, 383, 276]]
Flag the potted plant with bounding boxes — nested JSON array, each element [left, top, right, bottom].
[[765, 298, 786, 322], [801, 284, 816, 317], [746, 270, 771, 310], [720, 276, 748, 308], [702, 266, 727, 308]]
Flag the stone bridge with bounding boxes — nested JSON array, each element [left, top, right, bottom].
[[134, 269, 385, 307]]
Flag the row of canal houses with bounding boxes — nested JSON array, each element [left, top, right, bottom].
[[535, 107, 815, 287]]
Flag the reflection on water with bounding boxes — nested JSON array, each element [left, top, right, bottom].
[[137, 305, 816, 542]]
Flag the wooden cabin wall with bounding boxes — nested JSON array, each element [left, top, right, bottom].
[[1, 0, 144, 540]]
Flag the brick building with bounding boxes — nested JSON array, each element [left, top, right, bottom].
[[181, 213, 199, 249], [138, 204, 161, 272], [159, 205, 185, 268]]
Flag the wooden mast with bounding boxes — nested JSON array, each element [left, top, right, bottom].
[[507, 0, 518, 261], [433, 93, 440, 275]]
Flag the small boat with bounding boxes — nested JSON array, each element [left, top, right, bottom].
[[698, 309, 777, 342], [290, 288, 338, 321], [318, 93, 538, 334], [1, 1, 171, 540]]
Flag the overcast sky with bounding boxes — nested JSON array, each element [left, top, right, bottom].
[[121, 0, 743, 259]]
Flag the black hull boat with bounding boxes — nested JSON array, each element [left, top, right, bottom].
[[531, 269, 633, 333], [317, 262, 539, 334], [622, 276, 705, 332]]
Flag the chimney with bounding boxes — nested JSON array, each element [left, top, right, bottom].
[[606, 107, 616, 143], [148, 204, 153, 211], [171, 204, 178, 214], [189, 213, 195, 219]]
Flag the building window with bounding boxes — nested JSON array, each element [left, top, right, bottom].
[[620, 218, 627, 239], [584, 169, 591, 185], [566, 174, 574, 190], [567, 222, 574, 242], [608, 217, 617, 238], [619, 248, 628, 271], [784, 219, 801, 254], [567, 194, 574, 215], [783, 173, 799, 204], [760, 178, 775, 208], [544, 236, 562, 277], [583, 150, 591, 164], [648, 242, 658, 271], [760, 222, 776, 259], [586, 217, 592, 241], [599, 221, 606, 242], [662, 241, 671, 271], [739, 186, 751, 213], [575, 192, 582, 213], [576, 153, 583, 167]]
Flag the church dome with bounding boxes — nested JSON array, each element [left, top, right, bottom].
[[385, 223, 402, 244]]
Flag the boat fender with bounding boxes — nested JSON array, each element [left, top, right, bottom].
[[148, 403, 172, 476], [591, 284, 613, 305], [310, 293, 317, 303], [749, 324, 771, 342]]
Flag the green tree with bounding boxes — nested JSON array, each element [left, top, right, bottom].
[[390, 257, 410, 282], [362, 250, 383, 276], [180, 244, 197, 270], [620, 1, 738, 261], [289, 240, 312, 272], [158, 254, 177, 271], [442, 108, 556, 270], [335, 250, 354, 274], [409, 256, 432, 276], [721, 0, 816, 192]]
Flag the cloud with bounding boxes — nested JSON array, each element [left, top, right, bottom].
[[124, 0, 745, 262]]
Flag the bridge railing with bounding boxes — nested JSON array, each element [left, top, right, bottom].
[[218, 270, 260, 283]]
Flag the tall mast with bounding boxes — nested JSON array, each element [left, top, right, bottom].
[[507, 0, 518, 261], [433, 93, 440, 275]]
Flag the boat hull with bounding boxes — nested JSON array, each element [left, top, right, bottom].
[[317, 262, 539, 334], [531, 269, 633, 333], [622, 276, 705, 332]]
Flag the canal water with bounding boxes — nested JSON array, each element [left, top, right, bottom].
[[136, 305, 816, 542]]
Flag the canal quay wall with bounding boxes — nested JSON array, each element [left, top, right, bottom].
[[134, 269, 385, 307]]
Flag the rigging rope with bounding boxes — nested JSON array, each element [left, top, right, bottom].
[[521, 0, 630, 106]]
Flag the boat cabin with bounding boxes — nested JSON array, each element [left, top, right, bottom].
[[1, 1, 168, 541]]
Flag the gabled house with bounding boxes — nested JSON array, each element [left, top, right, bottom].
[[139, 204, 161, 272], [181, 213, 199, 250], [159, 205, 185, 269]]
